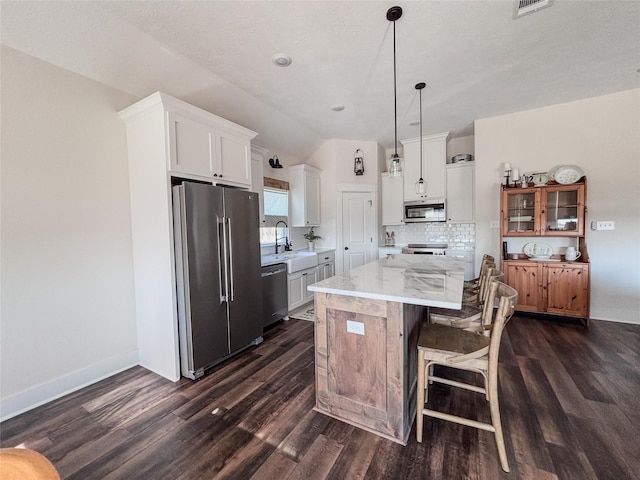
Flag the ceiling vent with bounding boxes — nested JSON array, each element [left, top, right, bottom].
[[514, 0, 553, 18]]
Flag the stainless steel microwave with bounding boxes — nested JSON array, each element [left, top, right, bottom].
[[403, 199, 446, 223]]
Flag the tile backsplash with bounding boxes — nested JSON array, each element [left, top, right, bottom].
[[385, 223, 476, 250]]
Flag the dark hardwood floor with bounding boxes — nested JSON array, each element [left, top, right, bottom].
[[2, 315, 639, 479]]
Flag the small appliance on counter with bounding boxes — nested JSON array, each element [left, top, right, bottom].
[[385, 231, 396, 246]]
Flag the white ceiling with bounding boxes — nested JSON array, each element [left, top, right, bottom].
[[2, 1, 639, 160]]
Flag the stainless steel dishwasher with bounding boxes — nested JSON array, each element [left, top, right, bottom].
[[261, 263, 288, 328]]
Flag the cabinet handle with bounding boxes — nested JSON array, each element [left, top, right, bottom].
[[344, 247, 349, 250], [213, 173, 218, 177], [219, 174, 223, 178]]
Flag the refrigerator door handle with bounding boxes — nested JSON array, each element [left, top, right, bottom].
[[227, 217, 235, 301], [218, 216, 228, 303]]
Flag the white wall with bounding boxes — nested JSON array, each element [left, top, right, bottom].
[[299, 139, 384, 269], [447, 135, 475, 159], [475, 89, 640, 324], [0, 46, 139, 419]]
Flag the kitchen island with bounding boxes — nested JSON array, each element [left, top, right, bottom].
[[308, 254, 465, 445]]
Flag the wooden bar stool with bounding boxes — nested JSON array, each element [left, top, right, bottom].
[[416, 281, 518, 472], [464, 254, 494, 291], [429, 269, 503, 332]]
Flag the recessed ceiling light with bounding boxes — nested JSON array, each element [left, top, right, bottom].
[[272, 53, 292, 67], [331, 104, 345, 112]]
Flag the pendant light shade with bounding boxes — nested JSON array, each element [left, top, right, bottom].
[[415, 82, 426, 195], [387, 6, 403, 178]]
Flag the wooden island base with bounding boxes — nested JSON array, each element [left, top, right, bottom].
[[313, 292, 426, 445]]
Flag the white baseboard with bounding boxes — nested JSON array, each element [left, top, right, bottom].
[[0, 349, 139, 422]]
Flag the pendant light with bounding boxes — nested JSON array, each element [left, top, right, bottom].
[[387, 6, 403, 178], [415, 82, 426, 195]]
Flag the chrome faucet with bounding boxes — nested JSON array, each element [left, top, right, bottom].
[[275, 220, 291, 253]]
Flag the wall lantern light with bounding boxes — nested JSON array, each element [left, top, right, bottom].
[[354, 149, 365, 175]]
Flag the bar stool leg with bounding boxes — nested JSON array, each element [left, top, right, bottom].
[[416, 352, 426, 442]]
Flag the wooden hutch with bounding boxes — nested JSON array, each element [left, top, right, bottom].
[[500, 178, 590, 324]]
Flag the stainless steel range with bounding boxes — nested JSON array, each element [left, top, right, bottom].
[[401, 243, 448, 255]]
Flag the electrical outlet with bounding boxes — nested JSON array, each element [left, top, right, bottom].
[[490, 220, 500, 229], [591, 221, 615, 231]]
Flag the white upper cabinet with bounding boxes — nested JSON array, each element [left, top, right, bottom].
[[216, 131, 252, 186], [446, 162, 475, 222], [168, 112, 215, 177], [251, 145, 268, 225], [289, 164, 321, 227], [162, 94, 256, 187], [401, 132, 449, 201], [381, 173, 404, 225]]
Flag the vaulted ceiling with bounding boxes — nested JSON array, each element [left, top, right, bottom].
[[2, 1, 639, 160]]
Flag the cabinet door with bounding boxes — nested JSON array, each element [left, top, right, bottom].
[[326, 262, 335, 278], [402, 133, 447, 201], [446, 163, 474, 222], [168, 112, 214, 177], [381, 174, 404, 225], [541, 184, 585, 236], [216, 131, 251, 187], [544, 263, 589, 317], [501, 188, 541, 236], [303, 268, 318, 303], [290, 166, 321, 227], [424, 137, 446, 199], [317, 262, 335, 282], [304, 170, 321, 226], [402, 141, 422, 201], [251, 151, 266, 225], [288, 272, 305, 311], [504, 262, 542, 312]]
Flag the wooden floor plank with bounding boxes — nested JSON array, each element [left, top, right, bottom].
[[1, 317, 639, 479], [285, 434, 343, 480], [248, 450, 297, 480]]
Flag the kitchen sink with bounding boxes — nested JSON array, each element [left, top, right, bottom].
[[261, 251, 318, 273]]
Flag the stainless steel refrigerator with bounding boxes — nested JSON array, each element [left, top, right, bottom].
[[173, 182, 263, 380]]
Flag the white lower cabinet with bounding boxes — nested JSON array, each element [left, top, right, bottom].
[[288, 267, 317, 311], [316, 251, 336, 282]]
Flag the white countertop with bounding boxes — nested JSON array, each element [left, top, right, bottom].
[[308, 254, 465, 309], [260, 248, 336, 268]]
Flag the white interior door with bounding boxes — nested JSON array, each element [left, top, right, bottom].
[[341, 191, 374, 273]]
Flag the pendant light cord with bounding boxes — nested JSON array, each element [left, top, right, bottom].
[[419, 86, 423, 178], [393, 19, 398, 157]]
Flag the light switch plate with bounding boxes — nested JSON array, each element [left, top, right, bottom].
[[591, 221, 615, 231], [346, 320, 365, 336], [490, 220, 500, 229]]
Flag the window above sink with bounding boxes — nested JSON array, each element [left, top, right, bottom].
[[260, 187, 289, 246]]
